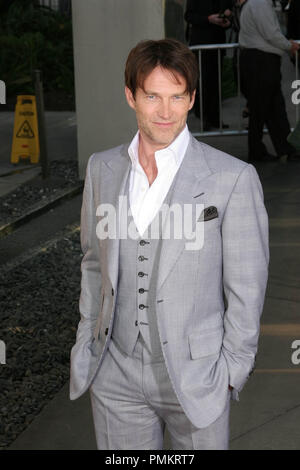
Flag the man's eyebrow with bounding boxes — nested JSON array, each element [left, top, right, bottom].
[[143, 90, 188, 96]]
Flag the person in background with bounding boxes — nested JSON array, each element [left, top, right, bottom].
[[280, 0, 290, 11], [239, 0, 300, 162], [287, 0, 300, 41], [287, 0, 300, 73], [184, 0, 233, 130], [229, 1, 250, 118]]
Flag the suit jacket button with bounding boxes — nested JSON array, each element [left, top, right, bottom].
[[111, 288, 114, 296], [105, 328, 108, 335], [135, 320, 138, 326]]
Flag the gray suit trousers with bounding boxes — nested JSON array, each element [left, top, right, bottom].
[[89, 334, 231, 450]]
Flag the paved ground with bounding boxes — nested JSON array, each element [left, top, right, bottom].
[[1, 52, 300, 450], [0, 111, 77, 197]]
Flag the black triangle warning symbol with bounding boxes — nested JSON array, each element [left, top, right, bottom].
[[16, 120, 34, 139]]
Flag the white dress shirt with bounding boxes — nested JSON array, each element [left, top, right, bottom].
[[128, 124, 190, 237]]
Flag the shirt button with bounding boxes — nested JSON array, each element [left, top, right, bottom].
[[139, 304, 145, 310], [138, 255, 145, 261], [138, 271, 145, 277], [139, 288, 145, 294], [139, 240, 146, 246]]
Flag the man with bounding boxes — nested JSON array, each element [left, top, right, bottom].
[[184, 0, 233, 129], [287, 0, 300, 76], [239, 0, 300, 162], [70, 39, 269, 450], [287, 0, 300, 46]]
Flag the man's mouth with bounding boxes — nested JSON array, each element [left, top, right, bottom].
[[153, 122, 174, 127]]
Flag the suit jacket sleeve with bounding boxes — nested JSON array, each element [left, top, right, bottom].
[[75, 153, 102, 345], [221, 163, 269, 396]]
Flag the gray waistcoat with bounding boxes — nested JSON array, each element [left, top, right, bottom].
[[111, 169, 178, 357]]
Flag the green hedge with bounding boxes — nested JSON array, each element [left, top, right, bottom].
[[0, 0, 74, 97]]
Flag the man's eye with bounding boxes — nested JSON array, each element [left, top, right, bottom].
[[173, 96, 183, 100], [147, 95, 156, 100]]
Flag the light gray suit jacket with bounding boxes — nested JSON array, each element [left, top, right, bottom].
[[69, 134, 269, 428]]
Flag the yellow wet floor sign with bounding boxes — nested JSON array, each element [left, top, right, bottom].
[[11, 95, 40, 164]]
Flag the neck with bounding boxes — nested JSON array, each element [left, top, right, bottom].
[[137, 135, 161, 186], [138, 133, 168, 164], [138, 138, 157, 170]]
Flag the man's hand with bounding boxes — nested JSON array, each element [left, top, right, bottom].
[[208, 13, 230, 28], [290, 40, 300, 56], [224, 9, 232, 17]]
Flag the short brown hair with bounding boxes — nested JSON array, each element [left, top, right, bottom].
[[125, 39, 198, 98]]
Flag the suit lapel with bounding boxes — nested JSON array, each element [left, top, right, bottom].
[[156, 136, 213, 292], [100, 144, 131, 291]]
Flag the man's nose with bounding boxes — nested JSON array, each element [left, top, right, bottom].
[[158, 100, 172, 120]]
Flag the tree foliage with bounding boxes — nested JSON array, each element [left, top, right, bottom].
[[0, 0, 74, 99]]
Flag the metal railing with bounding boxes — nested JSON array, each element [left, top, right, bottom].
[[189, 41, 299, 137], [39, 0, 59, 9]]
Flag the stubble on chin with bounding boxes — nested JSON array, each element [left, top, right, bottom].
[[139, 121, 186, 149], [139, 125, 171, 148]]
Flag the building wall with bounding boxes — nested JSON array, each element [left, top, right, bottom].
[[165, 0, 187, 43], [72, 0, 165, 178]]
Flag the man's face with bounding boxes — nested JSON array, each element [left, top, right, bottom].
[[125, 66, 195, 150]]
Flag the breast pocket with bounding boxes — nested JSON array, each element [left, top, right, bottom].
[[203, 217, 220, 233]]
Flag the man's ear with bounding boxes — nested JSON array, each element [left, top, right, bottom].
[[188, 89, 196, 110], [125, 86, 136, 110]]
